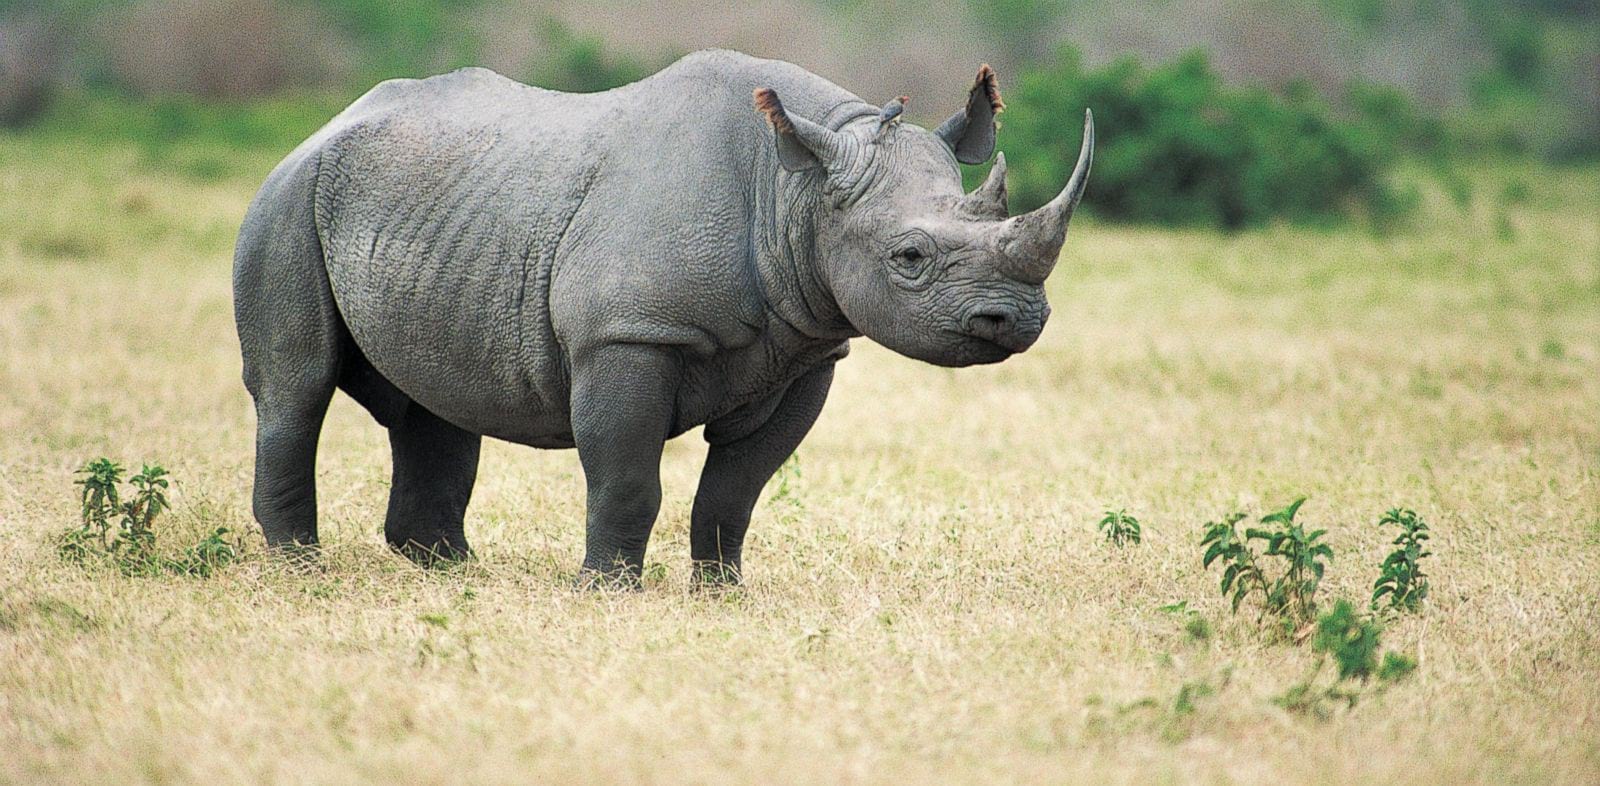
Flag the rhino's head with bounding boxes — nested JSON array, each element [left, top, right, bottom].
[[755, 66, 1093, 367]]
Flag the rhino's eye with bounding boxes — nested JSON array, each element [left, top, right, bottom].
[[886, 231, 938, 286], [891, 247, 926, 265]]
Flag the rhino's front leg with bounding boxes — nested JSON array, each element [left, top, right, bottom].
[[571, 343, 682, 588], [691, 362, 835, 585]]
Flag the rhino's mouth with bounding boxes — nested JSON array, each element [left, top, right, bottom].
[[939, 330, 1017, 366], [967, 336, 1018, 361]]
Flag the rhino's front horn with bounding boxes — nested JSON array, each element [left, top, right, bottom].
[[994, 109, 1094, 283], [961, 152, 1009, 219]]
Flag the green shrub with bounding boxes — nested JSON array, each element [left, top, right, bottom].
[[1312, 598, 1383, 681], [1372, 508, 1431, 612], [1452, 0, 1600, 161], [67, 459, 169, 576], [1277, 598, 1418, 718], [1200, 497, 1332, 629], [1098, 508, 1142, 546], [62, 457, 239, 577], [1345, 80, 1452, 161], [310, 0, 486, 81], [171, 527, 239, 577], [998, 49, 1411, 229]]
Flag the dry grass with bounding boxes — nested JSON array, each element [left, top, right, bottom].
[[1, 134, 1597, 784]]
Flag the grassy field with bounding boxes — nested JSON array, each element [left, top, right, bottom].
[[1, 128, 1597, 784]]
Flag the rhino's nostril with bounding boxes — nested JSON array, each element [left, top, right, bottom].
[[965, 309, 1015, 337], [961, 305, 1042, 353]]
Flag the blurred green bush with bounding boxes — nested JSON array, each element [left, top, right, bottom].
[[35, 90, 341, 152], [1454, 1, 1599, 162], [530, 21, 655, 93], [28, 89, 344, 181], [312, 0, 486, 81], [997, 49, 1413, 229]]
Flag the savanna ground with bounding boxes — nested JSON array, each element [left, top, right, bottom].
[[1, 128, 1597, 784]]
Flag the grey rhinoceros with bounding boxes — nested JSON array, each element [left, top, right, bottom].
[[233, 49, 1092, 585]]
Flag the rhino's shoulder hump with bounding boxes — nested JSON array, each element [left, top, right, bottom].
[[386, 66, 527, 102], [343, 68, 539, 124]]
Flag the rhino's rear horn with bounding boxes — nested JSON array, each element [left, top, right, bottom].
[[961, 152, 1008, 219]]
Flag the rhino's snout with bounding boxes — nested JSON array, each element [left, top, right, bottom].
[[959, 301, 1048, 353]]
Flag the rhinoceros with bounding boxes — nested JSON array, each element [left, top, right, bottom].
[[233, 49, 1092, 585]]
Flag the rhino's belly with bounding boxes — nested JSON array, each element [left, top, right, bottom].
[[325, 238, 571, 447]]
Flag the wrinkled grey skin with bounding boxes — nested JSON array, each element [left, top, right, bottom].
[[234, 49, 1092, 585]]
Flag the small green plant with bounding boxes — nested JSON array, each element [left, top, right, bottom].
[[1172, 680, 1215, 716], [56, 526, 100, 565], [1377, 651, 1418, 682], [1312, 599, 1383, 680], [1276, 598, 1419, 718], [171, 527, 239, 577], [71, 457, 123, 551], [63, 458, 237, 578], [68, 459, 168, 574], [1372, 508, 1431, 612], [1099, 509, 1142, 546], [1256, 498, 1334, 624], [1157, 601, 1211, 641], [1199, 512, 1259, 609], [1273, 680, 1358, 719], [111, 464, 170, 575], [1201, 497, 1333, 630]]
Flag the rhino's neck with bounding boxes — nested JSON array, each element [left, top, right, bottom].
[[749, 184, 849, 342], [749, 109, 875, 344]]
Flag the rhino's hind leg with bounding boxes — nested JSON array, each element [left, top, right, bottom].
[[236, 164, 342, 552], [251, 387, 334, 550], [384, 402, 481, 565]]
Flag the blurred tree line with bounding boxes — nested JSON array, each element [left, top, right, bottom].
[[2, 0, 1594, 229]]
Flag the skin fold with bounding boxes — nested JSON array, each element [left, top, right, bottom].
[[233, 49, 1092, 586]]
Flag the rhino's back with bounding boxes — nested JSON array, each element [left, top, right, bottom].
[[311, 67, 599, 444]]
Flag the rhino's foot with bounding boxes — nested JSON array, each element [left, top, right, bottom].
[[573, 566, 644, 592], [389, 537, 472, 568], [266, 540, 324, 572], [381, 400, 482, 569], [691, 560, 743, 588]]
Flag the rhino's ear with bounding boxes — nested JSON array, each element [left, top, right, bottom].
[[754, 87, 847, 173], [935, 64, 1004, 165]]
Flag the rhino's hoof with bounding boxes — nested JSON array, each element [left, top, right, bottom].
[[390, 538, 472, 568], [266, 541, 323, 573], [573, 567, 644, 592], [691, 560, 743, 588]]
